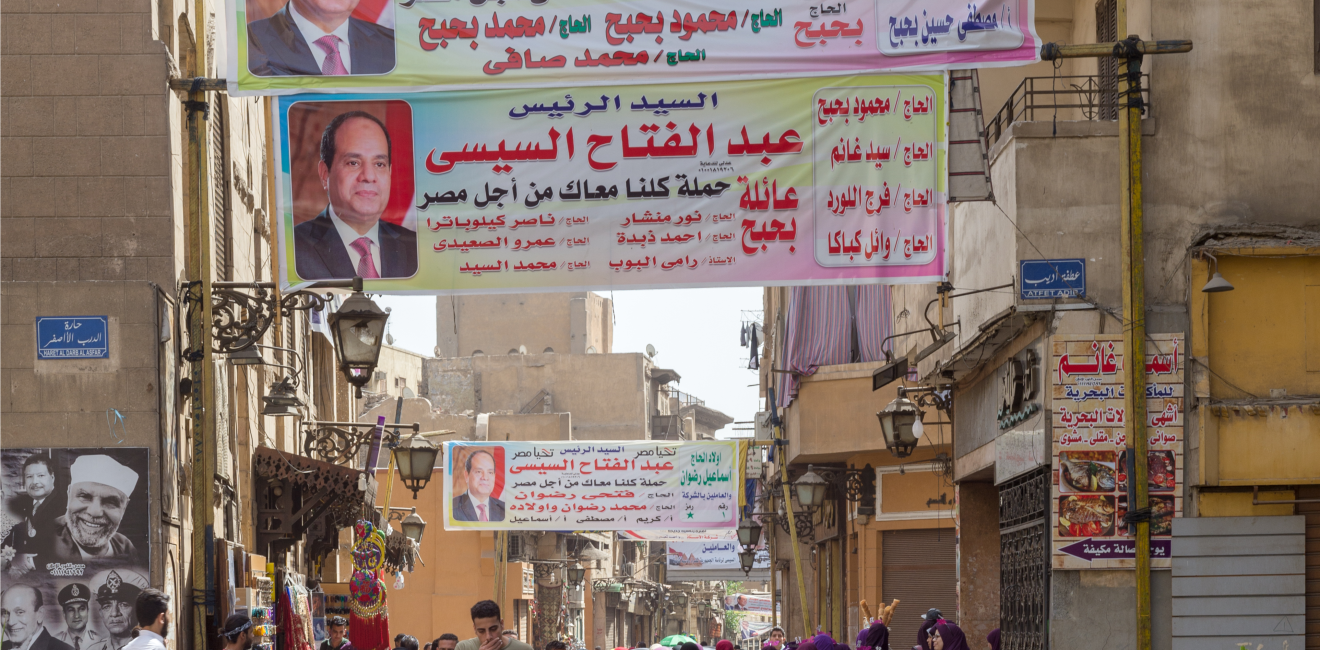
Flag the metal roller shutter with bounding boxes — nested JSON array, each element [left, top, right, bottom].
[[1299, 486, 1319, 649], [882, 528, 958, 647]]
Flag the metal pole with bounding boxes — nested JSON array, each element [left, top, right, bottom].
[[775, 428, 814, 636], [1124, 44, 1152, 650], [185, 29, 216, 650]]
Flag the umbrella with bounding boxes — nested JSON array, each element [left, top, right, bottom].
[[659, 636, 698, 647]]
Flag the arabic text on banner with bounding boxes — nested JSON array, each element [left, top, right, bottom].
[[442, 441, 739, 531], [275, 74, 947, 294], [666, 541, 770, 572], [1050, 334, 1184, 570], [229, 0, 1038, 95]]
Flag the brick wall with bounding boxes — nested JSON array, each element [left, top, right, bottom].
[[1, 0, 175, 287]]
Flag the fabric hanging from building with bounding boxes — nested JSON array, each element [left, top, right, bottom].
[[776, 285, 894, 407]]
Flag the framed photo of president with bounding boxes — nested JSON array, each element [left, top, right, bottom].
[[448, 446, 506, 524], [286, 100, 419, 281], [244, 0, 396, 76]]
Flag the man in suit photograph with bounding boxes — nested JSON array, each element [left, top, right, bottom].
[[247, 0, 395, 76], [452, 450, 504, 522], [2, 453, 66, 573], [1, 584, 76, 650], [294, 111, 417, 280]]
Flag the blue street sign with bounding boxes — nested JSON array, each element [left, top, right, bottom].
[[1019, 258, 1086, 299], [36, 316, 109, 359]]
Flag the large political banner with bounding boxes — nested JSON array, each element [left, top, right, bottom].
[[1050, 334, 1184, 570], [228, 0, 1038, 95], [443, 441, 739, 530], [275, 73, 947, 294], [1, 448, 151, 650]]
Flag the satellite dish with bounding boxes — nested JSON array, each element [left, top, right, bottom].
[[519, 345, 528, 355], [386, 332, 395, 346], [646, 344, 658, 358], [402, 386, 416, 398]]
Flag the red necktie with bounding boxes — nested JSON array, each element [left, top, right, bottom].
[[313, 35, 349, 75], [349, 237, 380, 279], [477, 504, 489, 522]]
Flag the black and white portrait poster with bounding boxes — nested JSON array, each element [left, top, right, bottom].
[[1, 448, 150, 650]]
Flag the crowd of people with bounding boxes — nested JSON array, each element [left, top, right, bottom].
[[22, 582, 1000, 650]]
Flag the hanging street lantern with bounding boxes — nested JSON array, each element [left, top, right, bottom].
[[391, 434, 439, 499], [400, 509, 427, 543], [737, 517, 763, 551], [673, 592, 689, 608], [793, 468, 829, 513], [738, 548, 756, 576], [329, 277, 389, 398], [876, 396, 923, 458], [566, 562, 587, 587]]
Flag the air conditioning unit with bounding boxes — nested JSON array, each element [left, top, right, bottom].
[[620, 561, 635, 578], [754, 411, 773, 440]]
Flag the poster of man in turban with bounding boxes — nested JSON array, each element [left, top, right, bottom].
[[1, 448, 149, 650]]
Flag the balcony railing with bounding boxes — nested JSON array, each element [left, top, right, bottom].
[[662, 385, 705, 408], [985, 74, 1150, 148]]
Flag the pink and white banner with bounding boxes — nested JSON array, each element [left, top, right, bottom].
[[276, 73, 947, 293], [231, 0, 1038, 95]]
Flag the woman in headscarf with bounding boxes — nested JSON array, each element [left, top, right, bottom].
[[796, 639, 816, 650], [811, 633, 835, 650], [716, 641, 735, 650], [858, 620, 889, 650], [985, 629, 999, 650], [929, 622, 968, 650]]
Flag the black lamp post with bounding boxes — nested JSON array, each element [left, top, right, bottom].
[[793, 468, 830, 513], [391, 434, 439, 499], [567, 562, 587, 587], [876, 396, 922, 458], [329, 277, 389, 398], [738, 548, 756, 576], [737, 518, 763, 550], [400, 509, 427, 543]]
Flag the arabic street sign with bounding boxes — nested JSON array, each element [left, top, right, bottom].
[[36, 316, 109, 359], [1019, 258, 1085, 299], [1057, 537, 1172, 562]]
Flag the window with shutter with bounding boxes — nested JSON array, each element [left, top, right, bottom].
[[1095, 0, 1119, 121], [211, 93, 233, 280]]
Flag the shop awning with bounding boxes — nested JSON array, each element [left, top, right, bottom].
[[923, 307, 1041, 384], [252, 446, 375, 560]]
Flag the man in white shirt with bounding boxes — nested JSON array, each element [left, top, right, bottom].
[[451, 450, 505, 522], [293, 111, 417, 281], [246, 0, 395, 76], [120, 589, 170, 650]]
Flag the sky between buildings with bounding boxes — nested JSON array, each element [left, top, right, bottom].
[[375, 288, 764, 436]]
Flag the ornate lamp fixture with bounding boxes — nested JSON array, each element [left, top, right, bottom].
[[302, 420, 420, 466], [736, 517, 763, 550], [391, 433, 440, 499], [738, 548, 756, 576], [329, 278, 390, 398], [566, 562, 587, 587], [378, 506, 427, 544]]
